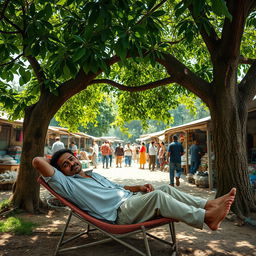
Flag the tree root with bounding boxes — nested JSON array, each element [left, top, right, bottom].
[[0, 207, 18, 219]]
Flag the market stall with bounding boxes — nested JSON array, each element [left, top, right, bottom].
[[164, 117, 214, 189]]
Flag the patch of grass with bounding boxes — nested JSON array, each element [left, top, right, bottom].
[[0, 217, 37, 235], [0, 199, 11, 211]]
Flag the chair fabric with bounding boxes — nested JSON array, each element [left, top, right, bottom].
[[38, 176, 178, 256]]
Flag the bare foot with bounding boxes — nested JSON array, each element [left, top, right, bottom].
[[204, 188, 236, 230], [205, 188, 236, 210]]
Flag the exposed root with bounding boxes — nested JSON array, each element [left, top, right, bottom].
[[0, 207, 19, 219]]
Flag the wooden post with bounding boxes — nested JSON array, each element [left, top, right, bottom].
[[67, 135, 70, 149], [207, 127, 213, 190], [185, 131, 189, 175]]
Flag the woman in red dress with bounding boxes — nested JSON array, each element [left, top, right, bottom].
[[139, 142, 147, 169]]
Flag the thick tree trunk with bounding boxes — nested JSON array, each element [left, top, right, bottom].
[[10, 70, 94, 212], [210, 96, 256, 217], [12, 102, 53, 213]]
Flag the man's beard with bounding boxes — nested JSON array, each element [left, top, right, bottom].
[[71, 163, 81, 172]]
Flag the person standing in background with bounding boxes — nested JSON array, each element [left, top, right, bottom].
[[51, 137, 65, 154], [115, 143, 124, 168], [101, 141, 111, 169], [91, 141, 99, 169], [109, 142, 115, 168], [155, 142, 161, 169], [159, 142, 166, 171], [136, 146, 140, 163], [189, 140, 202, 174], [132, 144, 137, 163], [124, 143, 132, 166], [148, 141, 157, 171], [124, 143, 133, 167], [70, 141, 78, 157], [167, 135, 184, 187], [139, 142, 147, 169]]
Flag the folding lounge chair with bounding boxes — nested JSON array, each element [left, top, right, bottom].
[[38, 176, 178, 256]]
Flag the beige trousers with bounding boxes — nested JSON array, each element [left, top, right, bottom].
[[116, 185, 206, 229]]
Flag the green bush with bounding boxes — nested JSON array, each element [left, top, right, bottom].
[[0, 199, 11, 211], [0, 217, 37, 235]]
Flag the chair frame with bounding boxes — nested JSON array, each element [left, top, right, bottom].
[[38, 177, 178, 256]]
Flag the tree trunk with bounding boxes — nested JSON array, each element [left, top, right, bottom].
[[209, 95, 256, 218], [10, 71, 94, 212], [12, 102, 53, 213]]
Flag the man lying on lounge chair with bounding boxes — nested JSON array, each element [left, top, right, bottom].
[[32, 149, 236, 230]]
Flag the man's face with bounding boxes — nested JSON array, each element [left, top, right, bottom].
[[57, 152, 82, 176]]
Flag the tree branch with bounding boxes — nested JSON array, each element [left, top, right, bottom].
[[26, 56, 46, 86], [160, 37, 185, 46], [0, 29, 20, 34], [0, 54, 23, 67], [136, 0, 167, 25], [88, 77, 175, 92], [220, 1, 250, 59], [247, 0, 256, 13], [57, 55, 121, 101], [156, 52, 212, 104], [188, 5, 220, 56], [3, 15, 24, 35], [239, 60, 256, 102], [239, 56, 256, 64]]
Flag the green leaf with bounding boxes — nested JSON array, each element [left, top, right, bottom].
[[177, 21, 188, 36], [115, 39, 127, 61], [147, 0, 155, 10], [66, 61, 77, 78], [31, 42, 40, 56], [19, 67, 31, 84], [192, 0, 205, 17], [99, 60, 110, 76], [121, 35, 129, 49], [133, 24, 146, 34], [73, 35, 85, 43], [67, 0, 75, 5], [175, 3, 187, 18], [151, 10, 165, 17], [19, 76, 25, 86], [211, 0, 232, 20], [88, 8, 99, 26], [57, 0, 67, 5], [72, 47, 86, 62], [37, 10, 47, 19], [44, 3, 53, 20], [63, 64, 70, 79], [202, 20, 212, 36], [29, 3, 36, 16]]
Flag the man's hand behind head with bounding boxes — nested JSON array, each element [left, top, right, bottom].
[[32, 157, 54, 177]]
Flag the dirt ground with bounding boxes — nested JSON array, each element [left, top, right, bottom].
[[0, 166, 256, 256]]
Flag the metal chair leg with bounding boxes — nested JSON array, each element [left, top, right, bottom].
[[54, 211, 73, 256], [141, 226, 151, 256]]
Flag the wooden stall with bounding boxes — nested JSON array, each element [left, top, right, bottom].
[[0, 113, 23, 171], [164, 117, 214, 189]]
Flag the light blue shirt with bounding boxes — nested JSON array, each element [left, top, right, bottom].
[[43, 168, 133, 222]]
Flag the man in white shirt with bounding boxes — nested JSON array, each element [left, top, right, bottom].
[[124, 143, 133, 167], [91, 141, 99, 168], [51, 137, 65, 154], [148, 141, 157, 171]]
